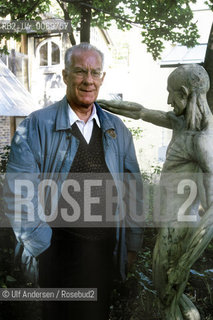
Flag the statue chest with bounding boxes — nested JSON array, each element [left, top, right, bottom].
[[163, 130, 198, 173]]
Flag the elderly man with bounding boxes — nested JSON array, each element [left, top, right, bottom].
[[4, 43, 143, 320], [99, 64, 213, 319]]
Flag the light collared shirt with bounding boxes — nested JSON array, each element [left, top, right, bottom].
[[68, 103, 100, 144]]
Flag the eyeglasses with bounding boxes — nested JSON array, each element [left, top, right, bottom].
[[71, 68, 104, 79]]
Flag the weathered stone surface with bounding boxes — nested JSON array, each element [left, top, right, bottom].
[[98, 64, 213, 319]]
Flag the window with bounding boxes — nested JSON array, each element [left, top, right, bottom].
[[39, 40, 60, 67], [40, 42, 48, 66], [51, 42, 60, 65]]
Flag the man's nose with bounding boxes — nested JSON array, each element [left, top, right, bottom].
[[83, 71, 94, 83]]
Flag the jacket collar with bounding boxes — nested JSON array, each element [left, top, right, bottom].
[[95, 102, 115, 132], [56, 96, 115, 133], [68, 102, 100, 128], [56, 96, 71, 131]]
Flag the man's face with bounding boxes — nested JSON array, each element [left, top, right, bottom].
[[62, 49, 105, 110], [167, 79, 188, 116]]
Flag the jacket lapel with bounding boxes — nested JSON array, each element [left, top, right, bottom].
[[96, 103, 119, 174]]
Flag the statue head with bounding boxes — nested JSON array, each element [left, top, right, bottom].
[[167, 64, 211, 131]]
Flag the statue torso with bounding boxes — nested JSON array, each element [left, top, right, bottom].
[[158, 114, 213, 223]]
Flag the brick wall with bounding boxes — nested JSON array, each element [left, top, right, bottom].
[[0, 116, 11, 153]]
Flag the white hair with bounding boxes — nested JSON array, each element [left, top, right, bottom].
[[64, 42, 104, 71]]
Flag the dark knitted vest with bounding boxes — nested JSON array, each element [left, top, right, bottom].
[[70, 120, 110, 173], [59, 121, 117, 241]]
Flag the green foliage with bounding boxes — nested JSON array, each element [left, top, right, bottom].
[[110, 235, 161, 319], [136, 0, 199, 59], [0, 0, 51, 44], [0, 145, 10, 174], [128, 126, 143, 140], [205, 0, 213, 10], [0, 44, 9, 56], [141, 164, 162, 182], [122, 119, 143, 140], [110, 235, 213, 319], [65, 0, 200, 59], [0, 0, 203, 60], [0, 0, 51, 20]]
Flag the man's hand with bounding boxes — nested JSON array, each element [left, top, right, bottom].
[[127, 251, 137, 271], [15, 243, 39, 285], [21, 248, 39, 284]]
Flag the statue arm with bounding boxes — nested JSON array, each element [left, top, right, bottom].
[[194, 133, 213, 208], [141, 108, 172, 129], [98, 100, 172, 129]]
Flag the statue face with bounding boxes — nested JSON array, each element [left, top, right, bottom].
[[167, 79, 188, 116]]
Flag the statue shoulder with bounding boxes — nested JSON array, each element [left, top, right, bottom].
[[167, 111, 185, 130]]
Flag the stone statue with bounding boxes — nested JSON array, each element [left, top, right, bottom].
[[98, 64, 213, 320]]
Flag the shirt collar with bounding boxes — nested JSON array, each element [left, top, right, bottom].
[[68, 103, 100, 127]]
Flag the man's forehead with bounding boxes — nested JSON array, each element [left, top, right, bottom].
[[71, 49, 102, 65]]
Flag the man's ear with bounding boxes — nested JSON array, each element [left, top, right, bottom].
[[181, 85, 189, 98], [62, 69, 68, 85]]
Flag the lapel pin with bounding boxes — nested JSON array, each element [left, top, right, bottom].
[[106, 129, 116, 138]]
